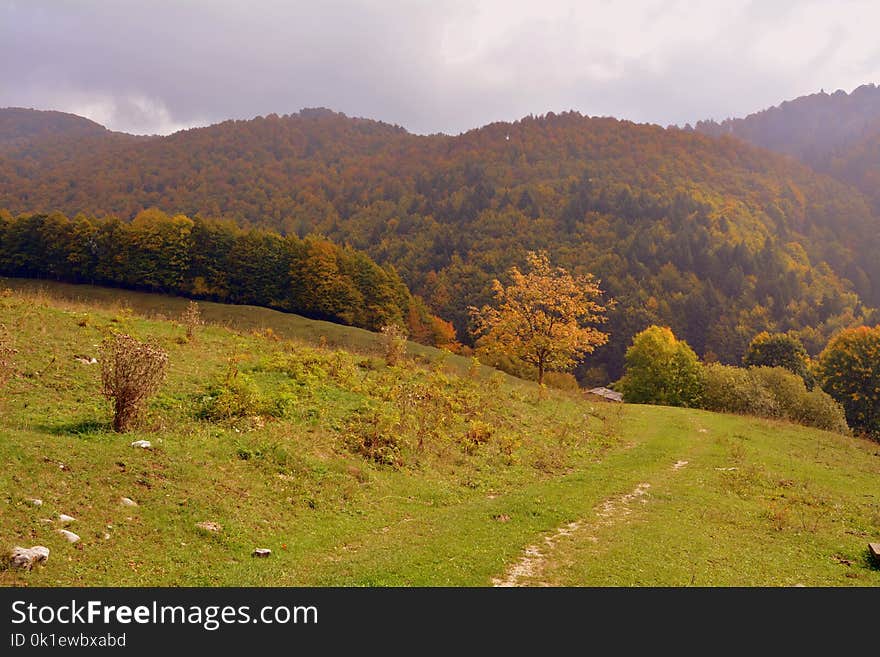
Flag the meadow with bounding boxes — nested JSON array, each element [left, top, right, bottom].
[[1, 279, 878, 586]]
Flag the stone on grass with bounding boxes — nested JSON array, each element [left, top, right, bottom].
[[252, 548, 272, 558], [57, 514, 76, 524], [130, 440, 152, 449], [57, 529, 80, 544], [196, 521, 222, 532], [26, 498, 43, 507], [120, 497, 138, 507], [9, 546, 49, 570], [869, 543, 880, 566]]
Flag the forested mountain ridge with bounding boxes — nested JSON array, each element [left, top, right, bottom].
[[0, 107, 112, 146], [694, 83, 880, 209], [1, 107, 878, 380]]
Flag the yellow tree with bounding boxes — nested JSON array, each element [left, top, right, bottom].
[[470, 251, 610, 385]]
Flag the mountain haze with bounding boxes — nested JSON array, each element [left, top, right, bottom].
[[694, 84, 880, 209]]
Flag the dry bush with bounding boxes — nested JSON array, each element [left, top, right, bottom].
[[180, 300, 204, 341], [380, 323, 407, 366], [100, 333, 169, 432]]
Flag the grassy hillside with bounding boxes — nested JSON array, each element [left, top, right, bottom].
[[1, 282, 878, 586]]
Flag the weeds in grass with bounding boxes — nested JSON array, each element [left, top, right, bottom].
[[494, 433, 521, 465], [459, 420, 493, 454], [765, 504, 789, 531], [343, 406, 403, 467], [110, 305, 134, 326], [0, 325, 17, 389], [467, 356, 481, 379], [199, 358, 270, 421]]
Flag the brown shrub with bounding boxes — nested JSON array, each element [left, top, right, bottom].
[[180, 300, 204, 341], [100, 333, 168, 432], [380, 323, 407, 366]]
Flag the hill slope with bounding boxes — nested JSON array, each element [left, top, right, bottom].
[[1, 109, 880, 377], [1, 286, 878, 586], [0, 108, 111, 147], [695, 84, 880, 209]]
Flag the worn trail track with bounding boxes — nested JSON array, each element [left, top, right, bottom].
[[492, 460, 689, 587]]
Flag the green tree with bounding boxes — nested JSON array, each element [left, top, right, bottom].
[[469, 251, 609, 385], [743, 331, 813, 387], [618, 325, 703, 407], [817, 325, 880, 436]]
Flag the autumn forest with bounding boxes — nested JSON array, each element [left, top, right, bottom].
[[2, 90, 880, 385]]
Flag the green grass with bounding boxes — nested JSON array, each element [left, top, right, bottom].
[[1, 280, 879, 586]]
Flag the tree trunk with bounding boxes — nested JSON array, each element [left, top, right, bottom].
[[537, 361, 544, 386]]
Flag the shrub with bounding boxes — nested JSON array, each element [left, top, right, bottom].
[[702, 363, 848, 433], [702, 363, 778, 417], [618, 326, 703, 407], [459, 420, 493, 454], [180, 300, 203, 341], [542, 371, 580, 391], [343, 407, 403, 467], [743, 331, 813, 387], [100, 333, 168, 432], [817, 325, 880, 436], [467, 356, 481, 379], [380, 323, 407, 366], [750, 367, 808, 418], [792, 390, 850, 434], [199, 359, 264, 421]]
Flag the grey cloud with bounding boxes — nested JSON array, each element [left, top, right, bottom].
[[1, 0, 878, 135]]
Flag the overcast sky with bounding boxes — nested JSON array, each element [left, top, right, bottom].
[[2, 0, 879, 135]]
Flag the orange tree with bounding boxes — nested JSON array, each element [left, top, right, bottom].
[[817, 325, 880, 436], [469, 251, 609, 385]]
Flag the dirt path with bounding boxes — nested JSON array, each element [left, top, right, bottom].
[[492, 460, 687, 587]]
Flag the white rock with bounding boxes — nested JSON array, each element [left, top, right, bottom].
[[38, 518, 53, 524], [120, 497, 138, 507], [103, 533, 111, 540], [26, 498, 43, 507], [58, 513, 76, 524], [252, 548, 272, 558], [196, 521, 222, 532], [57, 529, 80, 544], [10, 546, 49, 570], [130, 440, 152, 449]]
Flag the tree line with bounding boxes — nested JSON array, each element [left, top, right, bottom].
[[0, 208, 456, 347]]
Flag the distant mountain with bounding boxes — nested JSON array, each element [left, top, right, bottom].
[[0, 107, 111, 146], [694, 84, 880, 208], [1, 106, 878, 379]]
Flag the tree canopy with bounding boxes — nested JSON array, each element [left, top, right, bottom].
[[743, 331, 813, 387], [470, 251, 609, 385], [0, 209, 454, 346], [817, 325, 880, 436], [618, 326, 703, 407]]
